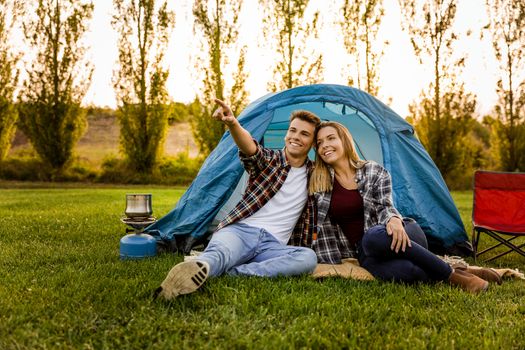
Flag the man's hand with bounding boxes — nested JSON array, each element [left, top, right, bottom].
[[213, 98, 236, 127], [386, 217, 412, 253], [212, 97, 256, 155]]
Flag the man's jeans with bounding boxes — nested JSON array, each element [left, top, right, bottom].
[[197, 222, 318, 277]]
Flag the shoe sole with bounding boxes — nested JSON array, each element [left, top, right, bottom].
[[155, 261, 209, 300]]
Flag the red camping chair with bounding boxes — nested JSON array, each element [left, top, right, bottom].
[[472, 170, 525, 262]]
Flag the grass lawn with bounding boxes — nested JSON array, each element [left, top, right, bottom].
[[1, 185, 524, 349]]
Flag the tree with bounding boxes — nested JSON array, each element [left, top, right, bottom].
[[17, 0, 93, 170], [399, 0, 475, 184], [408, 83, 477, 187], [260, 0, 323, 92], [112, 0, 175, 172], [485, 0, 525, 171], [191, 0, 249, 155], [0, 0, 23, 162], [338, 0, 386, 96]]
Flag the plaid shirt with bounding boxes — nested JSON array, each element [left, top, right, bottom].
[[216, 140, 316, 246], [313, 161, 401, 264]]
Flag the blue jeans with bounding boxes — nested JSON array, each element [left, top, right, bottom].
[[197, 222, 318, 277], [357, 220, 452, 283]]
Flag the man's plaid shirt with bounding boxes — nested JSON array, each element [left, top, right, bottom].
[[215, 140, 316, 247], [313, 161, 401, 264]]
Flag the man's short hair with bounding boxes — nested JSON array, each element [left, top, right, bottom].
[[290, 110, 321, 127]]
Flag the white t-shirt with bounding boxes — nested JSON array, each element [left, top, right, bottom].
[[239, 165, 308, 244]]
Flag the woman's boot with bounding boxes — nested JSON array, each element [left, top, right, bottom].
[[455, 266, 502, 285], [448, 269, 489, 293]]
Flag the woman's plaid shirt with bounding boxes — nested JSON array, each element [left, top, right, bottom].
[[313, 161, 401, 264], [215, 141, 316, 247]]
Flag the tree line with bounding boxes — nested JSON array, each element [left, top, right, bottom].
[[0, 0, 524, 189]]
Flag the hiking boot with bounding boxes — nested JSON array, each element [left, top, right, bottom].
[[456, 266, 502, 285], [448, 268, 489, 294], [154, 260, 209, 300]]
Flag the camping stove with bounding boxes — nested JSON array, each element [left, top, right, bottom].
[[119, 194, 157, 260]]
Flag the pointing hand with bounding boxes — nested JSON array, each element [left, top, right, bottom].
[[212, 98, 236, 126]]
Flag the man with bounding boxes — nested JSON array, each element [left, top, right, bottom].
[[155, 98, 321, 300]]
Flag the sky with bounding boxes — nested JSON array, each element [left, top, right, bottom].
[[81, 0, 501, 117]]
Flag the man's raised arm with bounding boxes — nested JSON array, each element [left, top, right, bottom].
[[213, 98, 257, 156]]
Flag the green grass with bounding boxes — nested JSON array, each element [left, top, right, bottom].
[[1, 187, 524, 349]]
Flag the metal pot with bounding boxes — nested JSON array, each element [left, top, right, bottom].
[[125, 194, 153, 218]]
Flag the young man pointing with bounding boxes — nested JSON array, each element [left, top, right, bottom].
[[156, 98, 320, 300]]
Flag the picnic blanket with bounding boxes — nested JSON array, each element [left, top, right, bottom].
[[312, 258, 374, 280]]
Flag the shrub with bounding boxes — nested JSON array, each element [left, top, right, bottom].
[[54, 161, 98, 182], [97, 151, 202, 185], [98, 155, 144, 184], [0, 153, 98, 182], [158, 151, 203, 185], [0, 154, 50, 181]]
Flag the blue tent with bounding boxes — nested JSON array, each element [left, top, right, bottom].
[[146, 84, 472, 255]]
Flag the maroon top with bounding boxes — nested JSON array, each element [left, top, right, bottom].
[[328, 178, 365, 246]]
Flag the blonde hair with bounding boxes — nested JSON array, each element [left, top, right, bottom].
[[309, 121, 365, 194]]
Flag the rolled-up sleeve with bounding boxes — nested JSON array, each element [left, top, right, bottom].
[[239, 139, 272, 176]]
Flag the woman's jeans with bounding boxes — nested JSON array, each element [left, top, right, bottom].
[[197, 222, 318, 277], [357, 220, 452, 283]]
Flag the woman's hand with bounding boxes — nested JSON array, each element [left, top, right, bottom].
[[386, 217, 412, 253]]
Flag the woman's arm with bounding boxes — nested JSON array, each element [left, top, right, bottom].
[[371, 165, 411, 252]]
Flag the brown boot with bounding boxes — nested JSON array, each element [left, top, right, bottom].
[[456, 266, 502, 285], [448, 269, 489, 294]]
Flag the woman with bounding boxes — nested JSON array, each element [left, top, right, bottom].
[[309, 121, 500, 293]]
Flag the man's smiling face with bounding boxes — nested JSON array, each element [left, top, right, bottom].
[[284, 118, 316, 160]]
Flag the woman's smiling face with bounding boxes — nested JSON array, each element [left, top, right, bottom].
[[316, 126, 344, 165]]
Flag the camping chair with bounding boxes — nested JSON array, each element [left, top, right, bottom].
[[472, 170, 525, 262]]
